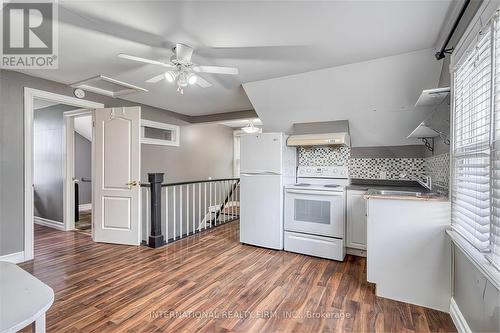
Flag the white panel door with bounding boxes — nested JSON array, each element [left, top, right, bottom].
[[93, 107, 141, 245], [240, 133, 282, 174], [240, 174, 283, 249]]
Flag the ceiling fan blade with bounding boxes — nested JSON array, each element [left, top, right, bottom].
[[145, 73, 165, 83], [193, 65, 238, 75], [195, 75, 212, 88], [118, 53, 174, 68]]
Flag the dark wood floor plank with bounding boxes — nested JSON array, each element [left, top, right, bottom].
[[18, 222, 456, 333]]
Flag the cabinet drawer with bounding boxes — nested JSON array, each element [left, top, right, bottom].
[[284, 231, 345, 261]]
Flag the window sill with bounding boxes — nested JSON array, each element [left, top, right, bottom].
[[447, 229, 500, 290]]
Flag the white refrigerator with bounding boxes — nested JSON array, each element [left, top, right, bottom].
[[239, 133, 296, 250]]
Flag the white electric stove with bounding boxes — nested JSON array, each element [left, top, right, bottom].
[[284, 166, 349, 261]]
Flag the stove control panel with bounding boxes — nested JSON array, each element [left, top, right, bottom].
[[297, 166, 349, 179]]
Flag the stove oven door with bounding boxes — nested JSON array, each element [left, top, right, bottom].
[[284, 189, 344, 238]]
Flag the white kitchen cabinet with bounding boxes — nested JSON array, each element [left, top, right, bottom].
[[346, 190, 367, 250], [366, 197, 451, 312]]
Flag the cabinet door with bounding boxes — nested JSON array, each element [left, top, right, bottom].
[[347, 190, 367, 249]]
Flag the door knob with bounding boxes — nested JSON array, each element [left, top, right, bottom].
[[126, 181, 139, 187]]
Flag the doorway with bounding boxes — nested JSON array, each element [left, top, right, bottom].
[[65, 110, 93, 235], [24, 88, 104, 261]]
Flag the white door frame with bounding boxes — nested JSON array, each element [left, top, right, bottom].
[[24, 87, 104, 261], [63, 109, 93, 233]]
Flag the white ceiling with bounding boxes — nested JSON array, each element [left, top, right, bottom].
[[243, 49, 443, 147], [18, 0, 452, 116]]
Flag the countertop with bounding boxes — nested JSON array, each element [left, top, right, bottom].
[[363, 189, 449, 201], [346, 180, 449, 201]]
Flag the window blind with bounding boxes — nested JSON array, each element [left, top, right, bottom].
[[490, 17, 500, 270], [452, 28, 492, 252]]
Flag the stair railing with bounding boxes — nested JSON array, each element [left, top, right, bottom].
[[141, 174, 240, 248]]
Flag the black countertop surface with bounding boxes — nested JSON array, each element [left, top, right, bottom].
[[346, 179, 427, 192]]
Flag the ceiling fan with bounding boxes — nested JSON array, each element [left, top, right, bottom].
[[118, 43, 239, 94]]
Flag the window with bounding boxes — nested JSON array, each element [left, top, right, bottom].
[[452, 15, 500, 272], [141, 120, 180, 147]]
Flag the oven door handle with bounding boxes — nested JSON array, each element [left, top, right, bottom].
[[286, 189, 344, 196]]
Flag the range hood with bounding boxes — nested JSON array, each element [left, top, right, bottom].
[[287, 132, 351, 147]]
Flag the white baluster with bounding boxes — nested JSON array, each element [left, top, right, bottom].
[[222, 181, 226, 223], [214, 182, 218, 226], [230, 181, 234, 220], [186, 184, 189, 235], [165, 187, 169, 242], [198, 183, 201, 231], [204, 182, 207, 230], [173, 186, 176, 239], [209, 182, 213, 228], [180, 185, 183, 238], [192, 183, 195, 234]]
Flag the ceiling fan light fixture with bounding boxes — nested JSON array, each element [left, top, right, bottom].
[[188, 73, 197, 85], [241, 120, 260, 134], [165, 71, 176, 83]]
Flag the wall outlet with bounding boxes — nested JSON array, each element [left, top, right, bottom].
[[379, 171, 387, 179]]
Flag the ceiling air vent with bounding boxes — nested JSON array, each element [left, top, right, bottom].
[[70, 75, 147, 98]]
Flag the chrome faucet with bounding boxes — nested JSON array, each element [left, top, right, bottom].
[[400, 173, 433, 191]]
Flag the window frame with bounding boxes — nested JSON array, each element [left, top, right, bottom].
[[450, 5, 500, 287], [140, 119, 180, 147]]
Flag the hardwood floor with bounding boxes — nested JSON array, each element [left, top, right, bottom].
[[19, 222, 456, 333], [75, 209, 92, 235]]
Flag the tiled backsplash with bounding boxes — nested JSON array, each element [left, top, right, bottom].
[[298, 147, 450, 193], [298, 146, 350, 166], [424, 153, 450, 194], [349, 158, 424, 179]]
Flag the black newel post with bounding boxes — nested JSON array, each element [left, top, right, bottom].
[[148, 173, 166, 248]]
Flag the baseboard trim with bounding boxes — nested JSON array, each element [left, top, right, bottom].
[[79, 203, 92, 211], [450, 298, 472, 333], [34, 216, 65, 231], [346, 247, 367, 257], [0, 251, 25, 263]]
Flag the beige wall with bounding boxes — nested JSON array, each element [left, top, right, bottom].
[[141, 123, 234, 184]]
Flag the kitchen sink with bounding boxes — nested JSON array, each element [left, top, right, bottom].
[[372, 190, 442, 198]]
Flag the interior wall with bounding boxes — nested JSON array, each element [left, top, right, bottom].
[[453, 247, 499, 332], [74, 132, 92, 205], [141, 123, 234, 183]]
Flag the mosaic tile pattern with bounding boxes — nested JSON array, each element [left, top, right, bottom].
[[424, 153, 450, 195], [298, 147, 451, 193], [349, 158, 425, 180], [298, 146, 350, 166]]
